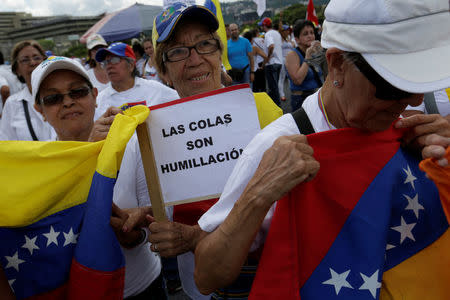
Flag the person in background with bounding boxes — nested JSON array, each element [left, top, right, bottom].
[[94, 42, 178, 119], [85, 33, 110, 93], [227, 23, 254, 85], [0, 40, 54, 141], [132, 42, 146, 77], [250, 28, 267, 93], [278, 24, 295, 103], [0, 51, 24, 116], [285, 20, 324, 112], [260, 17, 283, 106], [142, 38, 163, 83], [243, 30, 267, 91]]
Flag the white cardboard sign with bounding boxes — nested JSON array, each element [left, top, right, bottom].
[[147, 84, 261, 205]]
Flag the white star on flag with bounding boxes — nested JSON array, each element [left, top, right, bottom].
[[63, 228, 79, 247], [22, 235, 40, 255], [8, 279, 15, 292], [391, 216, 416, 243], [403, 165, 417, 190], [5, 251, 25, 272], [404, 194, 424, 219], [322, 268, 353, 295], [359, 270, 381, 299], [43, 226, 60, 247], [386, 244, 395, 250]]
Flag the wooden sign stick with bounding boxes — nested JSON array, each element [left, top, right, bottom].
[[136, 117, 167, 222]]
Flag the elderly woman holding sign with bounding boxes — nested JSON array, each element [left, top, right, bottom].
[[118, 3, 282, 299], [194, 0, 450, 297]]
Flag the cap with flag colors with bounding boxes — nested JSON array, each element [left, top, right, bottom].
[[95, 42, 136, 62]]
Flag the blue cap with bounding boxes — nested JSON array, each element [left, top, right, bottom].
[[152, 3, 219, 44], [282, 24, 290, 31], [95, 42, 136, 62]]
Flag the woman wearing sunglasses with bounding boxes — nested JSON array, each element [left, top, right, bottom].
[[0, 40, 55, 141], [93, 42, 178, 120], [28, 56, 166, 299]]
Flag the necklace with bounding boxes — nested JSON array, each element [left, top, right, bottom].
[[318, 89, 332, 130]]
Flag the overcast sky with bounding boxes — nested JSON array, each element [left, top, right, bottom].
[[1, 0, 196, 17]]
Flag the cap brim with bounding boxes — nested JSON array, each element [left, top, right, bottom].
[[32, 59, 90, 102], [157, 6, 219, 43], [96, 48, 119, 62], [362, 43, 450, 94]]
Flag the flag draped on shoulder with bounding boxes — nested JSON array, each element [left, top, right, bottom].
[[0, 106, 149, 299], [250, 125, 450, 300], [204, 0, 231, 70], [306, 0, 319, 26]]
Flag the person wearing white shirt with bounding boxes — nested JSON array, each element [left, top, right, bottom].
[[29, 56, 166, 299], [94, 42, 178, 120], [259, 17, 283, 106], [0, 40, 54, 141]]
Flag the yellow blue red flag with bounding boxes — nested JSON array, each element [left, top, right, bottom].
[[251, 125, 450, 300], [0, 106, 149, 299], [204, 0, 231, 70]]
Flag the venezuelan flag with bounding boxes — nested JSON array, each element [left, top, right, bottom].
[[204, 0, 231, 70], [250, 125, 450, 300], [0, 106, 149, 299]]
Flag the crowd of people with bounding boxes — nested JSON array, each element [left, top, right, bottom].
[[1, 0, 450, 299]]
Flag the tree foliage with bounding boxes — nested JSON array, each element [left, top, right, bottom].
[[62, 44, 87, 58], [38, 39, 55, 53]]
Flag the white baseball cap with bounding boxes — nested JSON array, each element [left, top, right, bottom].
[[86, 33, 108, 50], [321, 0, 450, 93], [31, 56, 91, 103]]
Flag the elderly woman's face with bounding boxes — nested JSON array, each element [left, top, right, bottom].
[[163, 22, 222, 98], [36, 70, 97, 141], [104, 54, 134, 84], [16, 45, 44, 85], [338, 62, 423, 131]]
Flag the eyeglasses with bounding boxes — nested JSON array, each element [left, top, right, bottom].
[[163, 39, 220, 63], [350, 53, 412, 101], [18, 55, 43, 65], [40, 86, 91, 106], [100, 56, 122, 68]]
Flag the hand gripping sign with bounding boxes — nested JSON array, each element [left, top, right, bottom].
[[137, 84, 262, 220]]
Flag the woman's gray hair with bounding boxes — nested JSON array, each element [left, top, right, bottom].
[[124, 57, 139, 77]]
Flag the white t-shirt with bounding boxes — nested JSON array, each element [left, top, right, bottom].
[[0, 65, 24, 95], [86, 68, 110, 93], [95, 77, 179, 120], [252, 37, 267, 72], [198, 91, 329, 250], [0, 87, 56, 141], [142, 61, 163, 83], [115, 135, 162, 298], [264, 29, 283, 65], [136, 57, 146, 77], [0, 75, 7, 115], [405, 89, 450, 117]]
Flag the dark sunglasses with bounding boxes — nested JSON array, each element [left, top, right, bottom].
[[40, 86, 91, 106], [350, 53, 413, 101]]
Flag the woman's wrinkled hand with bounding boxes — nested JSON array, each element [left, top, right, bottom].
[[245, 134, 320, 207], [395, 114, 450, 166], [88, 106, 123, 142]]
